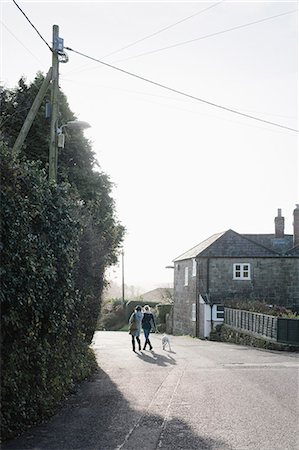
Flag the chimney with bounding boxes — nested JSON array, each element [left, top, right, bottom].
[[274, 208, 284, 238], [293, 204, 299, 247]]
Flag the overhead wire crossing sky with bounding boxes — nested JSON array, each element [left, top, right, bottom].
[[65, 46, 298, 133]]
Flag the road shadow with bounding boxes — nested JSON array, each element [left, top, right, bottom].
[[2, 367, 230, 450], [136, 350, 176, 367]]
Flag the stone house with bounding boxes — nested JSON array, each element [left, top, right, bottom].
[[172, 206, 299, 337]]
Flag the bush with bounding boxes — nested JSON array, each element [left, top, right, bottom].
[[97, 298, 126, 330], [0, 145, 97, 440], [156, 304, 172, 325], [225, 299, 296, 318], [218, 325, 299, 351]]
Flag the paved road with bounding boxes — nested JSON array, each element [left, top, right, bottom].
[[3, 331, 299, 450]]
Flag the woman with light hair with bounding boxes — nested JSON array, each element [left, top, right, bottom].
[[141, 305, 156, 350]]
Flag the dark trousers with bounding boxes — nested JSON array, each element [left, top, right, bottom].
[[143, 327, 152, 350], [131, 335, 141, 351]]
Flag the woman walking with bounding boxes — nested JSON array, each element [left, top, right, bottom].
[[142, 305, 156, 350], [129, 305, 143, 352]]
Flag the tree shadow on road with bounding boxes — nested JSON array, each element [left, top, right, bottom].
[[2, 368, 230, 450]]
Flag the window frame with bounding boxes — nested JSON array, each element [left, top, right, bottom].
[[233, 263, 251, 280], [184, 266, 189, 286], [192, 258, 196, 277], [191, 303, 196, 321], [216, 305, 224, 319]]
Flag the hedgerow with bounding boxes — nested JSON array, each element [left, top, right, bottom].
[[0, 145, 97, 440]]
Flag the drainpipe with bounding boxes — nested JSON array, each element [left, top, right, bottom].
[[195, 258, 199, 337], [207, 258, 214, 332], [206, 257, 210, 295]]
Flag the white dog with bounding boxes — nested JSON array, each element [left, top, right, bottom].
[[162, 334, 171, 351]]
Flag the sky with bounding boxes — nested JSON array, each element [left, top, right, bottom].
[[1, 0, 298, 293]]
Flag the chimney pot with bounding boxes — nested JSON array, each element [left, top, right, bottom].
[[293, 204, 299, 247], [274, 208, 284, 238]]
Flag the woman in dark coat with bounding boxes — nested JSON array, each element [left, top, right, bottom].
[[142, 305, 156, 350]]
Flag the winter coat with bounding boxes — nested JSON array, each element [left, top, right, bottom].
[[142, 312, 156, 330], [129, 311, 143, 337]]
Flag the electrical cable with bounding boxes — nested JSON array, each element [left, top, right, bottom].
[[60, 77, 295, 137], [101, 1, 224, 60], [12, 0, 52, 52], [113, 8, 297, 63], [63, 1, 224, 77], [64, 46, 298, 133], [1, 21, 44, 63]]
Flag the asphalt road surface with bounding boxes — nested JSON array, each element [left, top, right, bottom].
[[3, 331, 299, 450]]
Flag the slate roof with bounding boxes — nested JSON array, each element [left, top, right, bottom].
[[173, 232, 226, 262], [242, 234, 293, 254], [174, 229, 298, 261]]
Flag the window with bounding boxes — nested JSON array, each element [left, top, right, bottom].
[[233, 263, 251, 280], [192, 258, 196, 277], [184, 267, 189, 286], [216, 305, 224, 319], [191, 303, 196, 321]]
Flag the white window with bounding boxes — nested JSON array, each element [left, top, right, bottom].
[[216, 305, 224, 319], [191, 303, 196, 321], [184, 267, 189, 286], [192, 258, 196, 277], [233, 263, 251, 280]]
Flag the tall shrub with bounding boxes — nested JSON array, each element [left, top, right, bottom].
[[0, 145, 97, 440], [1, 74, 125, 343]]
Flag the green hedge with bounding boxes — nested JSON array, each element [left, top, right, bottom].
[[0, 145, 97, 440]]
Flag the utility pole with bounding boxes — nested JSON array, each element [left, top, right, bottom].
[[12, 68, 52, 157], [48, 25, 60, 183], [121, 249, 125, 306]]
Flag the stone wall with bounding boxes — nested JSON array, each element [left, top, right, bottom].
[[173, 259, 197, 335], [198, 257, 299, 308], [173, 256, 299, 336]]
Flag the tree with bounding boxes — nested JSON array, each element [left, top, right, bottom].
[[0, 143, 98, 439], [1, 73, 125, 342], [1, 73, 125, 438]]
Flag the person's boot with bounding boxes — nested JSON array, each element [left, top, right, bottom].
[[132, 337, 136, 352], [136, 337, 141, 351], [148, 339, 153, 350]]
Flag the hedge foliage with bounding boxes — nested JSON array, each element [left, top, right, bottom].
[[1, 74, 125, 441], [0, 145, 98, 440]]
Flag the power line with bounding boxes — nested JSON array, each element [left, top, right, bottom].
[[65, 46, 298, 133], [113, 8, 297, 63], [63, 1, 224, 77], [59, 77, 295, 137], [1, 21, 44, 63], [101, 1, 224, 60], [12, 0, 52, 52]]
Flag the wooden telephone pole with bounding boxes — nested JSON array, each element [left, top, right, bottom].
[[12, 68, 52, 156], [48, 25, 60, 183], [12, 24, 65, 185]]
